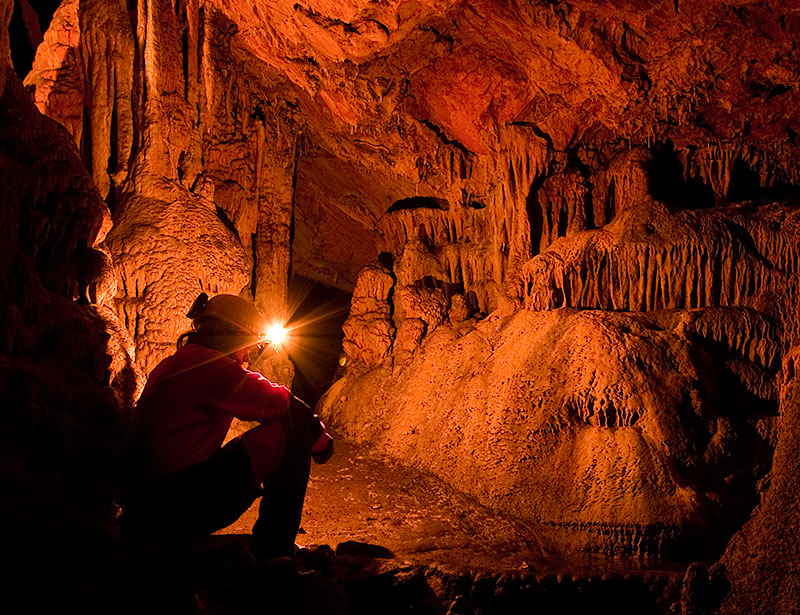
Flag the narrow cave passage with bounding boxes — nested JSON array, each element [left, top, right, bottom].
[[285, 275, 351, 407]]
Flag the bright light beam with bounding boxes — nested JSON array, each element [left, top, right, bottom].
[[265, 323, 288, 345]]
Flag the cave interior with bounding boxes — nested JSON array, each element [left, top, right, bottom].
[[2, 0, 800, 613]]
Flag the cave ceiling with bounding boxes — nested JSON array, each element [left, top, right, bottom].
[[26, 0, 800, 300]]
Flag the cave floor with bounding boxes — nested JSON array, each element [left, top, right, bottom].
[[216, 436, 687, 579], [169, 436, 691, 614]]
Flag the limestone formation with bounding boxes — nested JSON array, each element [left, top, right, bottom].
[[324, 305, 779, 557], [342, 262, 395, 367], [520, 200, 800, 357], [718, 344, 800, 614]]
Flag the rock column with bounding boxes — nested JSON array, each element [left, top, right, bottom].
[[251, 121, 295, 387]]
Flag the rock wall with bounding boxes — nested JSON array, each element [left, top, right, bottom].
[[717, 344, 800, 614], [326, 303, 781, 558], [0, 0, 138, 608], [331, 159, 798, 559], [0, 18, 130, 517]]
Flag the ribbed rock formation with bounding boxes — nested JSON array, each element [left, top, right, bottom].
[[521, 200, 800, 342]]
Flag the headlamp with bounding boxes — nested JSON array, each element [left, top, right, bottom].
[[264, 323, 288, 346]]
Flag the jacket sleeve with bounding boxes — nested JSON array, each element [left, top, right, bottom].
[[202, 362, 290, 422]]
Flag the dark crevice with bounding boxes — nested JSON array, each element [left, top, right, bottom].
[[418, 119, 470, 154], [648, 141, 716, 209], [10, 0, 63, 78], [525, 175, 547, 256], [557, 200, 569, 237], [377, 252, 394, 270], [249, 231, 258, 302], [215, 206, 239, 240], [765, 83, 791, 101], [9, 0, 37, 79], [80, 105, 93, 175], [108, 79, 119, 177], [286, 276, 351, 407], [605, 178, 616, 224], [727, 158, 800, 202], [509, 121, 556, 151], [387, 196, 449, 213]]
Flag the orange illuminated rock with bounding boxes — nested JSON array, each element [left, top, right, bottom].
[[520, 199, 800, 345], [342, 263, 396, 367], [718, 343, 800, 614], [324, 305, 780, 557]]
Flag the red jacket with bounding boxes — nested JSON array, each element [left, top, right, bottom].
[[129, 343, 290, 479]]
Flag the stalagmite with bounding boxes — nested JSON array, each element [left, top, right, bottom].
[[342, 262, 395, 367]]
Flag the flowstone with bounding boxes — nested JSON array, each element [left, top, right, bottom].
[[323, 303, 778, 558]]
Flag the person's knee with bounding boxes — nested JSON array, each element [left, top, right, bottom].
[[240, 422, 286, 484]]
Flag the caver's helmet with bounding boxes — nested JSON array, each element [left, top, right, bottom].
[[185, 293, 266, 348]]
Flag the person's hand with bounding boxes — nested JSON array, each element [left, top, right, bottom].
[[311, 432, 334, 464]]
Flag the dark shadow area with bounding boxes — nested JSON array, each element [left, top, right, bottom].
[[335, 540, 395, 559], [680, 334, 780, 559], [377, 251, 394, 270], [387, 196, 449, 213], [9, 1, 37, 79], [177, 534, 684, 615], [287, 275, 352, 407], [214, 205, 241, 240], [9, 0, 63, 79], [525, 175, 547, 256], [726, 158, 800, 202], [648, 141, 716, 209], [605, 177, 617, 224]]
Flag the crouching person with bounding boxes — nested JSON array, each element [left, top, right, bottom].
[[120, 293, 333, 559]]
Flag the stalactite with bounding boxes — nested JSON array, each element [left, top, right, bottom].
[[487, 126, 549, 291], [606, 148, 650, 213], [685, 307, 783, 369], [521, 204, 800, 347], [531, 169, 591, 253], [679, 143, 738, 201]]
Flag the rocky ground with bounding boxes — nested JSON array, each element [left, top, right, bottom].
[[190, 436, 687, 614]]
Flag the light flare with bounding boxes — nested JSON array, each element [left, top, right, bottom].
[[265, 323, 288, 345]]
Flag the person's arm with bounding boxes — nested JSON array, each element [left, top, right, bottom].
[[289, 394, 334, 464], [311, 426, 334, 464], [202, 362, 290, 422]]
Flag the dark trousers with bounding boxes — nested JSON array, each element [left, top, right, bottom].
[[121, 397, 317, 555], [251, 397, 315, 556]]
